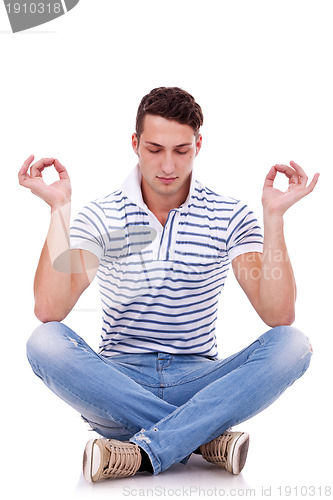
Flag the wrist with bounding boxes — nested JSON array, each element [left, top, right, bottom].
[[263, 207, 284, 223], [50, 198, 71, 213], [263, 210, 285, 239], [50, 201, 71, 231]]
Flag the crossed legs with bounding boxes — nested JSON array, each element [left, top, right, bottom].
[[26, 321, 312, 475]]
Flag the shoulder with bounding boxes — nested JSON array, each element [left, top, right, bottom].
[[79, 189, 129, 215], [191, 180, 259, 228], [91, 188, 125, 207], [192, 179, 240, 208]]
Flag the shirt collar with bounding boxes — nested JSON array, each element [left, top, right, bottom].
[[121, 164, 197, 212]]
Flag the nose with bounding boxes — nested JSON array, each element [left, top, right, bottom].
[[160, 151, 176, 176]]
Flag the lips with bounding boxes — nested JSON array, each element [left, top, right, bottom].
[[157, 177, 177, 184]]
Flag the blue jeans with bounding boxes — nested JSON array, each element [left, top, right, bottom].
[[26, 322, 312, 475]]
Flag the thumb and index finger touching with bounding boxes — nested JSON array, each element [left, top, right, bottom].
[[18, 155, 69, 189], [264, 161, 320, 194]]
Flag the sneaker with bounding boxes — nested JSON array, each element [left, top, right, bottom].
[[83, 438, 141, 482], [200, 431, 249, 475]]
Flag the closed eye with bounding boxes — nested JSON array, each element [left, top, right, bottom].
[[148, 149, 189, 155]]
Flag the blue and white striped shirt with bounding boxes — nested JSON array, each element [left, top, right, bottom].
[[70, 165, 263, 358]]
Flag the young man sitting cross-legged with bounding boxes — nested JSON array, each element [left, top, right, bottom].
[[19, 87, 318, 481]]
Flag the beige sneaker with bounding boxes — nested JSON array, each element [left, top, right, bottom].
[[200, 431, 249, 475], [83, 438, 141, 482]]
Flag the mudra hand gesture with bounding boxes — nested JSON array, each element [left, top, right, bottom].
[[262, 160, 319, 216]]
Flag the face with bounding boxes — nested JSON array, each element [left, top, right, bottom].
[[132, 114, 202, 206]]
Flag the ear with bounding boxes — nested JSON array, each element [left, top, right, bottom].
[[195, 134, 203, 156], [132, 133, 139, 155]]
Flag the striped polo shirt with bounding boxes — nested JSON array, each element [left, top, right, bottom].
[[70, 165, 263, 358]]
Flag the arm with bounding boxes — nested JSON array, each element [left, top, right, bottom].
[[232, 161, 320, 327], [18, 155, 99, 323]]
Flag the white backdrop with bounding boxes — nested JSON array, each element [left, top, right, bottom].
[[1, 1, 332, 499]]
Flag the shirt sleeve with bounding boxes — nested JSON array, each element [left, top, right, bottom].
[[226, 201, 263, 261], [70, 201, 109, 260]]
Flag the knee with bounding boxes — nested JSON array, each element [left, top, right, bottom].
[[266, 325, 313, 373], [26, 321, 65, 366], [270, 325, 312, 352]]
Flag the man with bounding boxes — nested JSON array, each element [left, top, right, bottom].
[[19, 87, 318, 482]]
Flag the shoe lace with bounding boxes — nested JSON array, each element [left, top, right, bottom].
[[204, 432, 233, 464], [102, 442, 141, 478]]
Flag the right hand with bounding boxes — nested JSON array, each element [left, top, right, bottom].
[[18, 155, 72, 209]]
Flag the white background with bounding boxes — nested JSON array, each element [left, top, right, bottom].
[[1, 1, 332, 499]]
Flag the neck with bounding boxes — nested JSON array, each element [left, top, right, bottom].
[[141, 176, 191, 226]]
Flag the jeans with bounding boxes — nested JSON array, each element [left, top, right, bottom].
[[26, 321, 312, 475]]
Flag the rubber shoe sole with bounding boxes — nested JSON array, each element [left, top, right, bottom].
[[83, 439, 96, 483], [230, 432, 249, 475], [200, 431, 250, 475]]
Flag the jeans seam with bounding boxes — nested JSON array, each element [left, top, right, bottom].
[[158, 339, 263, 387], [130, 436, 161, 475]]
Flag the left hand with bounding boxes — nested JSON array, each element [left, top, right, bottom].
[[262, 161, 320, 216]]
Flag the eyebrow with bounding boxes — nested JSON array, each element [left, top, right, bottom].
[[144, 141, 192, 148]]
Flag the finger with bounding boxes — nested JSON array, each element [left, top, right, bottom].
[[289, 161, 308, 185], [30, 158, 54, 177], [288, 172, 320, 204], [30, 157, 55, 178], [18, 155, 36, 187], [274, 163, 299, 185], [54, 158, 70, 180], [265, 164, 299, 187], [305, 172, 320, 194], [274, 163, 299, 179], [263, 165, 278, 188], [290, 160, 307, 177], [18, 154, 35, 181]]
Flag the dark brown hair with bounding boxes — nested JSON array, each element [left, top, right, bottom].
[[135, 87, 204, 144]]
